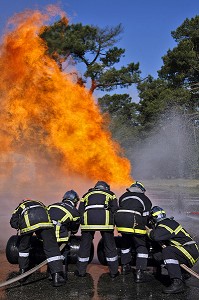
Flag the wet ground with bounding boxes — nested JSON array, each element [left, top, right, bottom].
[[0, 255, 199, 300], [0, 188, 199, 299]]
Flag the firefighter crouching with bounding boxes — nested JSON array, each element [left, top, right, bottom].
[[146, 206, 199, 294], [48, 190, 81, 279], [75, 181, 119, 278], [114, 181, 152, 282], [10, 199, 66, 287]]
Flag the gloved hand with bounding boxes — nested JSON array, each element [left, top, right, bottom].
[[145, 226, 152, 237]]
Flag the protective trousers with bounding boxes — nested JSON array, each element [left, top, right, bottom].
[[120, 233, 148, 270], [76, 231, 119, 275], [162, 246, 193, 279], [18, 228, 64, 274]]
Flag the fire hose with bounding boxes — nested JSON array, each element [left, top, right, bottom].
[[0, 243, 66, 288]]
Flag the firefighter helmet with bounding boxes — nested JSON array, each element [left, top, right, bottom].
[[149, 206, 166, 223], [94, 181, 110, 191], [127, 181, 146, 192], [62, 190, 80, 204]]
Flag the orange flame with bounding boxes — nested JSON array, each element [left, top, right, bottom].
[[0, 8, 133, 188]]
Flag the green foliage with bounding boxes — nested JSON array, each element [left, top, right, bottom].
[[137, 77, 192, 131], [40, 19, 140, 93], [158, 16, 199, 92], [98, 93, 139, 123]]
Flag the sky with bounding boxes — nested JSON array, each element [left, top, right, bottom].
[[0, 0, 198, 100]]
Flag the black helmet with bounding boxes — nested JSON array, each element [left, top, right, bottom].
[[62, 190, 80, 204], [94, 181, 110, 191], [127, 181, 146, 192], [149, 206, 166, 224]]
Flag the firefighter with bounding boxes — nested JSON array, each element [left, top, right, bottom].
[[75, 181, 119, 278], [48, 190, 81, 279], [146, 206, 199, 294], [10, 199, 66, 287], [114, 181, 152, 282]]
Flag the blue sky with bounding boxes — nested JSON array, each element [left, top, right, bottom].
[[0, 0, 198, 100]]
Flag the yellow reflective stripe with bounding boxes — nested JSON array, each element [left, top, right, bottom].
[[73, 216, 79, 221], [105, 210, 109, 225], [82, 190, 114, 206], [170, 239, 182, 246], [84, 211, 88, 225], [20, 204, 30, 227], [117, 227, 146, 234], [181, 228, 191, 238], [173, 245, 196, 265], [47, 210, 51, 223], [55, 224, 60, 239], [21, 223, 53, 233], [158, 224, 173, 234], [81, 224, 114, 230], [61, 211, 73, 222], [24, 212, 30, 227], [174, 225, 182, 234], [57, 237, 69, 242], [152, 210, 165, 216]]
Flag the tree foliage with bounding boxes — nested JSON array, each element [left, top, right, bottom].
[[158, 16, 199, 93], [40, 19, 141, 93]]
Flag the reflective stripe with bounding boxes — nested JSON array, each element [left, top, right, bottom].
[[183, 241, 196, 246], [21, 205, 42, 215], [174, 225, 182, 234], [116, 227, 146, 234], [117, 209, 141, 215], [137, 253, 148, 258], [21, 222, 53, 233], [19, 252, 29, 257], [158, 224, 174, 234], [164, 259, 179, 265], [173, 245, 197, 265], [82, 190, 116, 207], [57, 237, 69, 242], [85, 205, 105, 210], [81, 224, 114, 230], [121, 196, 145, 210], [105, 209, 109, 226], [143, 211, 149, 216], [121, 248, 131, 254], [106, 255, 118, 262], [78, 256, 90, 262], [84, 211, 88, 225], [47, 255, 64, 263]]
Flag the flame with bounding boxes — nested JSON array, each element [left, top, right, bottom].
[[0, 8, 133, 188]]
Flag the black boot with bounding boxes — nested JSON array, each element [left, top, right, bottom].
[[163, 278, 185, 294], [121, 264, 131, 275], [18, 268, 29, 284], [134, 269, 145, 283], [52, 272, 66, 287]]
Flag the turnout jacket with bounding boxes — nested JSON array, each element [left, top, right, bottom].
[[48, 201, 80, 242], [79, 188, 118, 231], [148, 218, 199, 266], [10, 199, 53, 235], [114, 191, 152, 235]]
